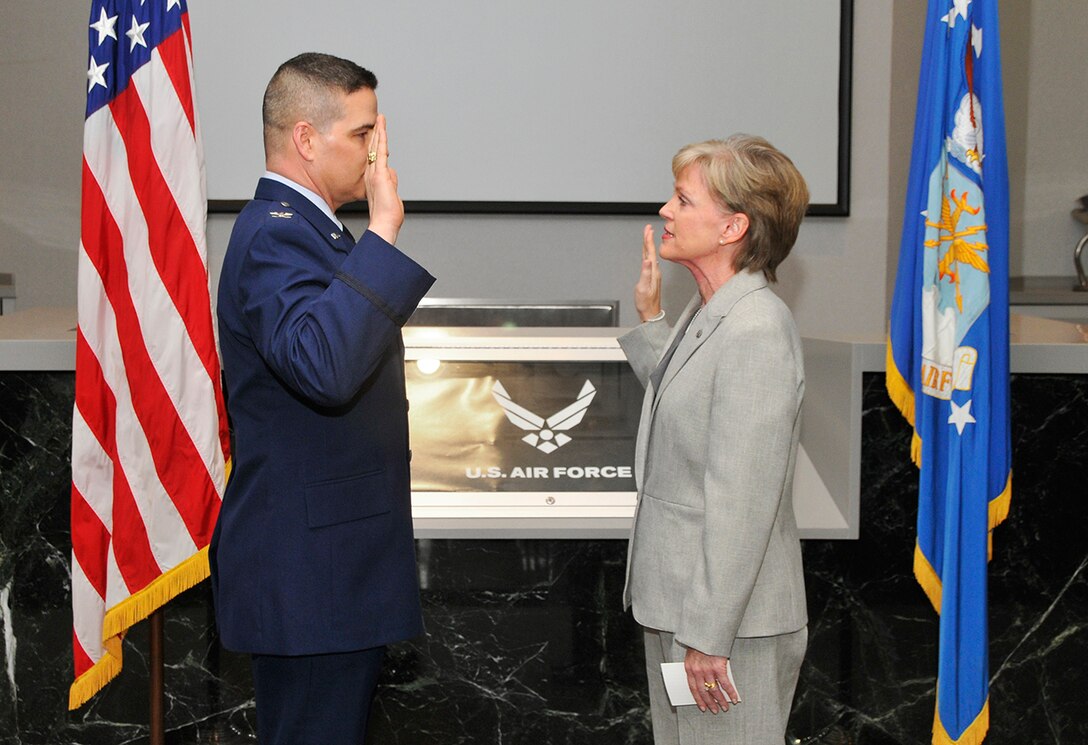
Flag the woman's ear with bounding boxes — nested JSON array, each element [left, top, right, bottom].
[[721, 212, 750, 246]]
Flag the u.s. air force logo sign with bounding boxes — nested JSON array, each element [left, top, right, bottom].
[[491, 380, 596, 454]]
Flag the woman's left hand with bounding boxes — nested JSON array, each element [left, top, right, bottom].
[[685, 647, 740, 714]]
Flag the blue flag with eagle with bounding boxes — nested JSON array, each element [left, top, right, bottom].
[[886, 1, 1011, 743]]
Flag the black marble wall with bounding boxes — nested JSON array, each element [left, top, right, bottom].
[[1, 371, 1085, 744]]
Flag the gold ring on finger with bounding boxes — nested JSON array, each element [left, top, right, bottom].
[[368, 151, 377, 163], [703, 681, 717, 691]]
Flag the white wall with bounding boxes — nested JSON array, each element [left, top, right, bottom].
[[6, 2, 1086, 334], [1006, 3, 1088, 277], [0, 3, 86, 311]]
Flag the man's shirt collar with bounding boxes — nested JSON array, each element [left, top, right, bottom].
[[262, 171, 342, 230]]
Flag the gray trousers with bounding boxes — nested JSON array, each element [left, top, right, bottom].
[[643, 626, 807, 745]]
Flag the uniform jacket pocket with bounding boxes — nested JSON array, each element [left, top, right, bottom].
[[304, 469, 390, 528]]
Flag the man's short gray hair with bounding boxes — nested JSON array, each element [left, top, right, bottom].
[[262, 52, 377, 157]]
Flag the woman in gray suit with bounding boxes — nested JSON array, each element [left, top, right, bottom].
[[618, 135, 809, 744]]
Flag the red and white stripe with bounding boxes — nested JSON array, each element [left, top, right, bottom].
[[70, 14, 229, 707]]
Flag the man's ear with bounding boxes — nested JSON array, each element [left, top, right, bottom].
[[292, 121, 317, 162]]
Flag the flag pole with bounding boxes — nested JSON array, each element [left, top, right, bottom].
[[149, 608, 165, 745]]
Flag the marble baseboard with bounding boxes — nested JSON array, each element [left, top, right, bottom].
[[1, 372, 1086, 744]]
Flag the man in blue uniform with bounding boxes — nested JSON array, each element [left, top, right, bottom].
[[211, 53, 435, 744]]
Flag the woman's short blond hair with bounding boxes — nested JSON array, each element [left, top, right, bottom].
[[672, 135, 809, 282]]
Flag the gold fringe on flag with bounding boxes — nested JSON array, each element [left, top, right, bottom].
[[989, 471, 1011, 530], [68, 634, 122, 711], [68, 546, 212, 710], [885, 339, 923, 466], [913, 541, 943, 614], [933, 696, 990, 745]]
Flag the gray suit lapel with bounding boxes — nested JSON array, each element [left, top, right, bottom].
[[651, 270, 769, 409], [648, 294, 701, 397], [635, 270, 770, 483], [632, 294, 697, 495]]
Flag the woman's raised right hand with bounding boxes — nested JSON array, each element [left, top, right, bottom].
[[635, 224, 662, 322]]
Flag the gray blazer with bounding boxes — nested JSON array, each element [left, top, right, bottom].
[[618, 268, 807, 658]]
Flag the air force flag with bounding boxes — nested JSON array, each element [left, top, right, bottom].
[[886, 1, 1011, 743]]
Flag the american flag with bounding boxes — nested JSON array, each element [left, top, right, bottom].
[[70, 0, 229, 709]]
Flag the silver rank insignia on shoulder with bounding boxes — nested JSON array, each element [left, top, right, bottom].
[[269, 211, 293, 218], [280, 201, 291, 207]]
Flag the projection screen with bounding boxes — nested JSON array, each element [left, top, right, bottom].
[[191, 0, 851, 215]]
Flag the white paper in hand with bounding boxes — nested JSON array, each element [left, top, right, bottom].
[[660, 661, 741, 707]]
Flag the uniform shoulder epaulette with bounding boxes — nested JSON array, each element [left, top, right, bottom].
[[267, 200, 294, 219]]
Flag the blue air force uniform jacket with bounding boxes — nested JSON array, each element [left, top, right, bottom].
[[211, 178, 435, 655]]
